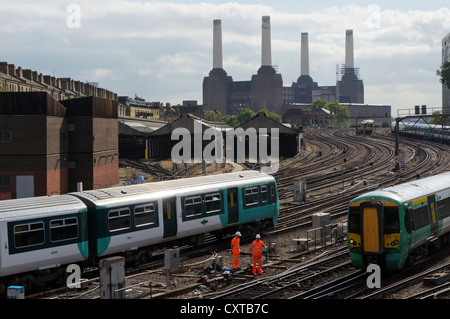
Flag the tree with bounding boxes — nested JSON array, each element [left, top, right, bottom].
[[0, 72, 7, 92], [436, 61, 450, 90], [203, 110, 222, 122], [429, 110, 442, 125], [260, 109, 282, 123]]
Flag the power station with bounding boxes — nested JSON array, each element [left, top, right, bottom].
[[202, 17, 365, 115]]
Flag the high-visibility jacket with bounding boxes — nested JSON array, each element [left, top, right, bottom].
[[231, 236, 240, 251], [251, 239, 265, 258]]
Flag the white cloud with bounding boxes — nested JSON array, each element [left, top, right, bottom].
[[0, 1, 448, 113]]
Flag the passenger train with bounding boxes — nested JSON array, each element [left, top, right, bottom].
[[347, 171, 450, 270], [391, 121, 450, 143], [357, 119, 374, 136], [0, 170, 279, 293]]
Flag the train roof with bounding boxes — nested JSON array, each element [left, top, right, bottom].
[[0, 195, 87, 221], [71, 170, 275, 206], [351, 171, 450, 204]]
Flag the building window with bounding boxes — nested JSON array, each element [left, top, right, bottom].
[[0, 175, 10, 187], [0, 131, 11, 143]]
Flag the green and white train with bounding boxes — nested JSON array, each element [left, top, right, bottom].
[[348, 171, 450, 270], [0, 171, 278, 292]]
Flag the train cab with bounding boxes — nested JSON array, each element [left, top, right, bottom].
[[347, 193, 406, 270]]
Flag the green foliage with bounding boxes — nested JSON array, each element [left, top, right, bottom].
[[309, 99, 350, 128], [437, 61, 450, 90], [429, 110, 442, 125], [203, 107, 282, 128], [0, 72, 7, 92]]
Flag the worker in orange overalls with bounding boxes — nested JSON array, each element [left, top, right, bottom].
[[250, 234, 266, 275], [231, 231, 241, 271]]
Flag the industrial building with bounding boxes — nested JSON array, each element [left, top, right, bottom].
[[282, 103, 391, 128], [0, 92, 119, 199], [442, 32, 450, 115], [203, 20, 364, 116], [203, 17, 284, 116], [290, 30, 364, 104]]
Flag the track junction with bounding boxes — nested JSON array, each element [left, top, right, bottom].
[[34, 128, 450, 300]]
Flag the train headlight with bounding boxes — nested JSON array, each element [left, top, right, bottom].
[[391, 240, 399, 246], [349, 239, 357, 246]]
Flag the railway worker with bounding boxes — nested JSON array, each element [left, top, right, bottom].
[[231, 231, 241, 271], [250, 234, 266, 275]]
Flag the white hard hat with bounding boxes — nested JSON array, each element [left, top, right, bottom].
[[256, 234, 260, 239], [235, 231, 241, 236]]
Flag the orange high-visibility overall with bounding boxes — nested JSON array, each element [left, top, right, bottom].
[[251, 239, 265, 274], [231, 236, 240, 269]]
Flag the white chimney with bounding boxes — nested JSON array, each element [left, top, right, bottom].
[[213, 19, 223, 69], [345, 29, 354, 69], [301, 33, 309, 76], [261, 16, 272, 67]]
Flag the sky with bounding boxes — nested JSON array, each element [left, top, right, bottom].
[[1, 1, 450, 116]]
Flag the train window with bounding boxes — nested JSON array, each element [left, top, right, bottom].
[[271, 185, 276, 204], [50, 217, 78, 242], [261, 185, 268, 203], [412, 206, 430, 230], [244, 187, 259, 207], [135, 203, 156, 226], [438, 198, 450, 219], [348, 208, 360, 233], [109, 208, 131, 231], [205, 193, 222, 214], [14, 222, 45, 248], [185, 196, 202, 217], [384, 207, 399, 233]]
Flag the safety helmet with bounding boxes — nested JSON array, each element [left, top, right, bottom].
[[235, 231, 241, 236], [256, 234, 260, 239]]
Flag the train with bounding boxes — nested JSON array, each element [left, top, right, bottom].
[[347, 171, 450, 271], [357, 119, 374, 136], [0, 170, 279, 293], [391, 120, 450, 143]]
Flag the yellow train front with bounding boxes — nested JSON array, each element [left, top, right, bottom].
[[347, 172, 450, 271], [358, 119, 374, 135]]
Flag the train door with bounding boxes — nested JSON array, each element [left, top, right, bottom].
[[227, 188, 239, 224], [428, 195, 438, 239], [361, 202, 382, 253], [163, 197, 177, 239]]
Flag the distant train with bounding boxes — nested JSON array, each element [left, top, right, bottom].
[[0, 170, 279, 293], [357, 120, 374, 135], [391, 121, 450, 143], [347, 171, 450, 271]]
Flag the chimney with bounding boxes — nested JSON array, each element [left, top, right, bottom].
[[301, 33, 309, 76], [213, 19, 223, 69], [8, 64, 15, 76], [0, 62, 9, 75], [261, 16, 272, 67], [345, 29, 354, 69]]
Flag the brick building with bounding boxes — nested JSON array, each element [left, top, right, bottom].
[[0, 92, 118, 199]]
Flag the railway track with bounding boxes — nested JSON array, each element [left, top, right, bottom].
[[34, 128, 450, 299], [208, 245, 352, 299]]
